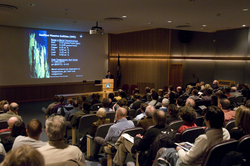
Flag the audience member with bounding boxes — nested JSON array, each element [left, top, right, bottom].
[[185, 98, 195, 108], [52, 96, 66, 115], [108, 92, 117, 102], [166, 104, 180, 124], [137, 105, 155, 131], [12, 119, 46, 150], [2, 104, 9, 113], [102, 98, 112, 112], [134, 103, 148, 121], [148, 91, 161, 108], [219, 98, 235, 123], [211, 95, 218, 106], [0, 100, 9, 112], [188, 89, 200, 101], [212, 80, 219, 90], [76, 95, 84, 109], [143, 86, 151, 102], [0, 117, 18, 133], [176, 98, 184, 109], [64, 100, 80, 120], [177, 106, 197, 133], [159, 98, 169, 115], [91, 93, 101, 106], [0, 145, 45, 166], [153, 105, 230, 166], [64, 98, 73, 111], [113, 110, 170, 166], [71, 100, 91, 128], [86, 107, 134, 161], [2, 121, 27, 152], [230, 86, 242, 97], [230, 105, 250, 140], [0, 102, 22, 121], [44, 95, 59, 118], [224, 86, 231, 97], [37, 116, 85, 165], [176, 86, 184, 98], [201, 88, 213, 101], [129, 93, 143, 110]]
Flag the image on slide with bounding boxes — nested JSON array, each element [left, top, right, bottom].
[[28, 30, 50, 78]]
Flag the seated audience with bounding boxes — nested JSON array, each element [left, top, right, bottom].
[[108, 92, 117, 103], [148, 91, 161, 108], [129, 93, 144, 110], [0, 102, 22, 121], [218, 98, 235, 123], [134, 103, 148, 121], [224, 86, 231, 97], [1, 145, 45, 166], [188, 89, 200, 101], [64, 100, 80, 120], [176, 97, 185, 109], [44, 95, 59, 118], [212, 80, 219, 90], [12, 119, 46, 150], [185, 98, 196, 108], [142, 86, 151, 102], [158, 89, 164, 102], [211, 95, 219, 106], [0, 117, 18, 133], [86, 107, 134, 161], [201, 88, 213, 101], [52, 96, 66, 115], [102, 98, 112, 112], [91, 93, 101, 106], [2, 121, 27, 152], [166, 104, 180, 124], [230, 86, 242, 97], [2, 104, 9, 113], [176, 86, 184, 98], [76, 95, 84, 109], [177, 106, 197, 133], [137, 105, 155, 131], [64, 98, 73, 111], [37, 116, 85, 165], [159, 98, 170, 115], [153, 105, 230, 166], [71, 101, 91, 128], [230, 105, 250, 140], [79, 108, 111, 153], [0, 100, 9, 113], [113, 110, 171, 166]]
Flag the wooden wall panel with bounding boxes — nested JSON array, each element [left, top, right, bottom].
[[0, 82, 102, 102], [109, 28, 171, 92]]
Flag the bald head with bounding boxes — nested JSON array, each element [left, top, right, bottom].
[[186, 98, 195, 107], [8, 117, 19, 129], [3, 104, 9, 113], [145, 105, 155, 117], [116, 107, 127, 120], [9, 102, 19, 113], [153, 110, 166, 126]]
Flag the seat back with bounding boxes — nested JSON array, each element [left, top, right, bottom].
[[91, 103, 103, 111], [78, 114, 98, 137], [195, 116, 205, 127], [0, 131, 10, 142], [68, 114, 74, 121], [201, 139, 238, 166], [169, 120, 184, 131], [238, 134, 250, 159], [122, 127, 144, 137], [95, 123, 114, 138], [0, 120, 8, 130], [180, 127, 205, 143], [106, 112, 116, 123], [224, 119, 235, 131], [235, 95, 244, 103]]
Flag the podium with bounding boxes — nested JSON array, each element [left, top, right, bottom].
[[102, 79, 114, 98]]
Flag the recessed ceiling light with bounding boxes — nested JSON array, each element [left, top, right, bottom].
[[168, 21, 172, 23], [122, 16, 127, 18], [147, 22, 152, 25], [242, 25, 246, 27], [202, 25, 206, 27], [243, 9, 248, 12], [28, 4, 35, 6]]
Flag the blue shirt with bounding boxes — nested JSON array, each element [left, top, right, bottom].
[[105, 118, 134, 143]]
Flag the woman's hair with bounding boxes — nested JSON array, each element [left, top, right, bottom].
[[119, 98, 128, 107], [1, 145, 45, 166], [168, 104, 179, 117], [235, 105, 250, 134], [10, 121, 27, 137], [179, 106, 197, 123]]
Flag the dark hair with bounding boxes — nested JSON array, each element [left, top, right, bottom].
[[179, 106, 197, 123], [151, 91, 159, 100], [145, 87, 151, 93], [177, 98, 185, 106], [133, 88, 140, 94], [58, 96, 64, 103], [140, 103, 148, 112], [102, 98, 110, 107], [10, 121, 27, 137], [53, 95, 59, 102], [76, 95, 83, 105], [192, 89, 198, 96], [82, 100, 91, 111], [72, 100, 78, 108], [205, 105, 224, 128], [134, 93, 141, 99], [27, 119, 42, 138], [211, 95, 218, 106], [168, 104, 179, 117], [119, 98, 128, 107], [169, 85, 174, 91], [108, 93, 115, 99]]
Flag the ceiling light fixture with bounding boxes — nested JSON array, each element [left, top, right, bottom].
[[242, 25, 246, 27], [122, 16, 127, 18], [168, 21, 172, 23], [202, 25, 206, 27], [243, 9, 248, 12]]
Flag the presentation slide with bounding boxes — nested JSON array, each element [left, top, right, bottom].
[[28, 30, 84, 79], [0, 26, 108, 86]]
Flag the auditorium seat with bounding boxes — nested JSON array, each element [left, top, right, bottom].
[[0, 120, 8, 130], [106, 112, 116, 123], [201, 139, 238, 166], [169, 120, 184, 131], [224, 119, 235, 132], [179, 127, 205, 143], [122, 84, 129, 93], [129, 84, 138, 94], [237, 134, 250, 162]]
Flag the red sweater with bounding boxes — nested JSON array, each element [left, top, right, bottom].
[[177, 122, 197, 133]]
